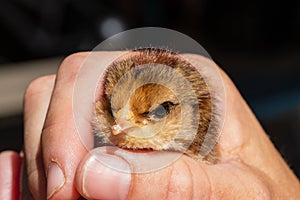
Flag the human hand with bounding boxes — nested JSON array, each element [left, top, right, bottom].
[[2, 52, 300, 199]]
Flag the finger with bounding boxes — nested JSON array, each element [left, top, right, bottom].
[[24, 75, 55, 199], [75, 147, 273, 199], [41, 53, 89, 199], [0, 151, 22, 200], [41, 52, 124, 199]]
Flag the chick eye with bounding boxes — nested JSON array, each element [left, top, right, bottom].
[[149, 101, 174, 120], [150, 105, 167, 119]]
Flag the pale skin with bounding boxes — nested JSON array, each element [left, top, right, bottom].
[[0, 52, 299, 199]]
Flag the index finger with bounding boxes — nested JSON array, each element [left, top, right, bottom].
[[41, 52, 123, 199]]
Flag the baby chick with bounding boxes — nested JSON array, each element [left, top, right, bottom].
[[94, 49, 216, 162]]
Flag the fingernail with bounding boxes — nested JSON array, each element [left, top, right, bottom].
[[47, 162, 65, 199], [82, 153, 131, 200]]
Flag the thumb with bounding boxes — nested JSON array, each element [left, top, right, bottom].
[[75, 147, 278, 200], [75, 147, 212, 200]]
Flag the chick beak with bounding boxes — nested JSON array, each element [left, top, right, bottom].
[[112, 118, 138, 135]]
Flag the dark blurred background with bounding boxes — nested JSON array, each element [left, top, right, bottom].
[[0, 0, 299, 177]]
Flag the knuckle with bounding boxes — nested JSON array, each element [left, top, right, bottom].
[[55, 52, 89, 84], [57, 52, 88, 75], [25, 75, 55, 99]]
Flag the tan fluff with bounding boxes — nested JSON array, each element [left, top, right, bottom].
[[94, 49, 217, 162]]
